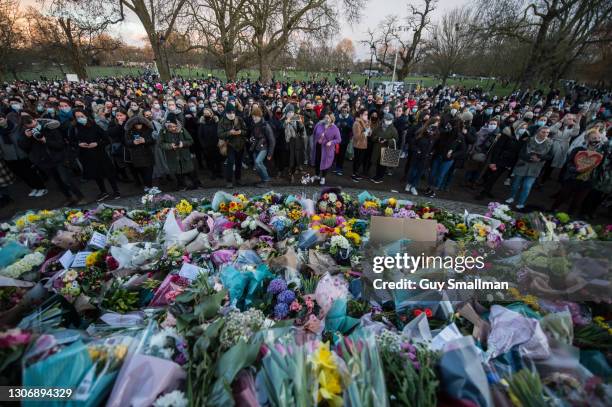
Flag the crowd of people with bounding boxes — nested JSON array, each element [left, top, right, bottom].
[[0, 74, 610, 219]]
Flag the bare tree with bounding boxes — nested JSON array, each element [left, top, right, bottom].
[[0, 0, 27, 80], [117, 0, 188, 81], [363, 0, 436, 81], [426, 7, 473, 85], [476, 0, 612, 89]]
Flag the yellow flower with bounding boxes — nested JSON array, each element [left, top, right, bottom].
[[311, 215, 321, 222], [312, 342, 336, 370], [384, 207, 393, 217], [175, 199, 193, 216], [88, 347, 101, 361], [423, 212, 434, 220], [312, 225, 320, 231], [114, 344, 128, 360], [456, 223, 467, 232], [26, 214, 41, 223], [85, 252, 99, 267], [15, 218, 25, 229], [388, 197, 397, 207], [593, 316, 605, 324], [318, 369, 343, 407]]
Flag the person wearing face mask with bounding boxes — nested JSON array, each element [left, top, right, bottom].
[[165, 100, 185, 124], [127, 101, 141, 118], [311, 112, 341, 185], [505, 126, 553, 210], [268, 106, 287, 177], [124, 115, 156, 191], [248, 106, 275, 186], [362, 110, 380, 176], [72, 110, 120, 201], [0, 113, 48, 197], [550, 129, 603, 214], [404, 119, 439, 196], [107, 109, 134, 183], [425, 120, 466, 196], [528, 115, 548, 136], [198, 108, 222, 179], [581, 129, 612, 219], [351, 108, 370, 182], [303, 102, 317, 165], [333, 104, 354, 176], [183, 101, 204, 171], [540, 113, 580, 183], [150, 100, 164, 122], [463, 118, 500, 188], [370, 112, 399, 184], [218, 104, 247, 188], [19, 115, 85, 206], [160, 115, 200, 191], [476, 122, 529, 200], [283, 105, 306, 182]]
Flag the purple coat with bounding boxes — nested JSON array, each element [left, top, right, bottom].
[[311, 122, 341, 170]]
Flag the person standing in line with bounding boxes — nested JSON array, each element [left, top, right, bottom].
[[218, 104, 247, 188], [370, 112, 398, 184], [124, 115, 156, 191], [312, 112, 341, 186], [249, 106, 275, 186], [198, 108, 223, 179], [351, 108, 369, 182], [160, 115, 200, 191]]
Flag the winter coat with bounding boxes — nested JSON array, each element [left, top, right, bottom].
[[160, 125, 194, 175], [488, 127, 529, 169], [18, 120, 66, 170], [371, 124, 399, 166], [218, 115, 248, 152], [548, 122, 580, 168], [512, 136, 553, 178], [335, 114, 354, 144], [0, 120, 28, 161], [352, 118, 369, 150], [409, 132, 437, 171], [198, 116, 219, 148], [151, 120, 170, 178], [124, 115, 155, 168], [0, 157, 15, 187], [284, 117, 306, 168], [562, 146, 603, 187], [592, 142, 612, 194], [312, 122, 341, 170], [250, 121, 275, 156], [433, 130, 467, 162], [72, 121, 115, 179]]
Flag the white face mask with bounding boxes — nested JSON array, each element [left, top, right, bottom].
[[384, 120, 393, 126], [226, 113, 235, 120], [488, 124, 497, 131], [252, 116, 262, 123], [450, 109, 457, 116]]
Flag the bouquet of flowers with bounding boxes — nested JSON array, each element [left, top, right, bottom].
[[317, 188, 345, 215]]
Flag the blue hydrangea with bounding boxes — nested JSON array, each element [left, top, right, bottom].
[[266, 278, 287, 295], [273, 302, 289, 319], [277, 289, 296, 304]]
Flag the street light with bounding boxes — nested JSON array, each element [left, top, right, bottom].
[[368, 44, 376, 87]]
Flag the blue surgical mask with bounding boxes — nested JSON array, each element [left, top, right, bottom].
[[11, 103, 22, 111], [60, 107, 71, 113], [76, 117, 87, 125], [485, 108, 493, 115], [517, 128, 527, 136], [189, 106, 196, 112], [36, 105, 44, 112], [537, 120, 546, 126], [46, 107, 55, 114]]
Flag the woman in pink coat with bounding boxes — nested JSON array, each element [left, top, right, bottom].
[[312, 112, 341, 185]]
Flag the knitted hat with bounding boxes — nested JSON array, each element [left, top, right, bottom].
[[166, 113, 179, 124], [225, 104, 236, 113], [460, 111, 473, 122], [523, 111, 534, 120]]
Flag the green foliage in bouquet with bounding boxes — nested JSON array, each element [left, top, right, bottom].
[[101, 280, 139, 313], [507, 369, 548, 407]]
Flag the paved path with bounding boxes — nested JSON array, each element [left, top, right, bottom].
[[1, 161, 609, 222]]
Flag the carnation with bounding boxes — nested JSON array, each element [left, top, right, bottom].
[[153, 390, 188, 407]]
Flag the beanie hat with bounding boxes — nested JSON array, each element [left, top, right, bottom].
[[251, 106, 263, 117], [524, 111, 534, 120], [166, 113, 178, 124], [460, 111, 473, 122], [225, 104, 236, 113], [383, 113, 394, 121]]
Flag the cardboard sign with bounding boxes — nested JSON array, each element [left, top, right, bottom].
[[59, 250, 75, 269], [88, 231, 108, 249], [369, 216, 437, 244], [66, 74, 79, 82], [179, 263, 205, 281], [72, 251, 92, 268]]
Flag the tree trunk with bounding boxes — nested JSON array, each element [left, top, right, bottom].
[[518, 8, 556, 89], [224, 57, 237, 82], [258, 52, 273, 83]]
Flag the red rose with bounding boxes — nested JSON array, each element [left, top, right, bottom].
[[424, 308, 433, 317], [413, 309, 423, 317]]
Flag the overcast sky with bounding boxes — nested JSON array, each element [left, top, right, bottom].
[[24, 0, 470, 59]]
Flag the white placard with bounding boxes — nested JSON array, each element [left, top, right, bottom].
[[88, 231, 108, 249], [71, 251, 92, 268], [66, 73, 79, 82], [179, 263, 204, 281], [59, 250, 75, 269]]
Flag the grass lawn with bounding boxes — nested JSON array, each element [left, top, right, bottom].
[[10, 66, 515, 96]]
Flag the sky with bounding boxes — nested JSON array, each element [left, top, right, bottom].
[[23, 0, 470, 59]]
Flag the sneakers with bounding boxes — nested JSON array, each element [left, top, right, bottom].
[[336, 170, 343, 176], [320, 177, 326, 185], [28, 189, 38, 197], [424, 188, 435, 198], [351, 175, 360, 183], [110, 192, 121, 200], [371, 178, 383, 184], [515, 204, 525, 210], [404, 183, 412, 192], [96, 192, 110, 202], [410, 187, 418, 196], [504, 178, 511, 186], [400, 152, 407, 159], [505, 197, 514, 204], [29, 189, 48, 197]]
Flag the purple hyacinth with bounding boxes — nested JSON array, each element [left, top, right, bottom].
[[273, 302, 289, 319], [267, 278, 287, 295], [277, 289, 296, 304]]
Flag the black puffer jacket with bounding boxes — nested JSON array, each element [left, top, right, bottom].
[[18, 119, 65, 170], [198, 116, 219, 148], [433, 130, 467, 162], [124, 115, 155, 168], [488, 126, 529, 169]]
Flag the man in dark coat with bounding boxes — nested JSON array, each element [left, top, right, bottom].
[[218, 104, 247, 187]]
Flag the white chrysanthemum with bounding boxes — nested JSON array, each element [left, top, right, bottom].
[[153, 390, 188, 407]]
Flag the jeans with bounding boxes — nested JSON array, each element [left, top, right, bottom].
[[510, 175, 536, 206], [253, 150, 270, 182], [429, 157, 454, 189], [45, 164, 84, 199], [407, 164, 424, 188], [335, 140, 350, 171], [353, 148, 367, 176], [225, 147, 243, 182]]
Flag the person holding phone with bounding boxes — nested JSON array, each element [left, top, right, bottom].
[[160, 114, 200, 190], [124, 115, 156, 191], [218, 104, 247, 188]]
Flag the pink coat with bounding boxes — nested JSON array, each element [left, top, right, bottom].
[[311, 122, 341, 170]]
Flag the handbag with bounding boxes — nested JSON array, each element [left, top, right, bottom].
[[218, 139, 228, 156], [380, 139, 401, 167]]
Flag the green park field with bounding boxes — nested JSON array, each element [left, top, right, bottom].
[[9, 65, 516, 96]]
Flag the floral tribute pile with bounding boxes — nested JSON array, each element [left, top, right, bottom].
[[0, 187, 611, 406]]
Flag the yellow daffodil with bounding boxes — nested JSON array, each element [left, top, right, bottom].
[[318, 369, 343, 407], [175, 199, 193, 216], [15, 218, 25, 229], [388, 197, 397, 207], [312, 215, 321, 222], [384, 207, 393, 216], [422, 212, 434, 220], [312, 342, 336, 370]]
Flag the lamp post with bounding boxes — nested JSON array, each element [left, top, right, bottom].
[[368, 44, 376, 87]]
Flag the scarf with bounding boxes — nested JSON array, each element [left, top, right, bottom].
[[284, 120, 297, 143]]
